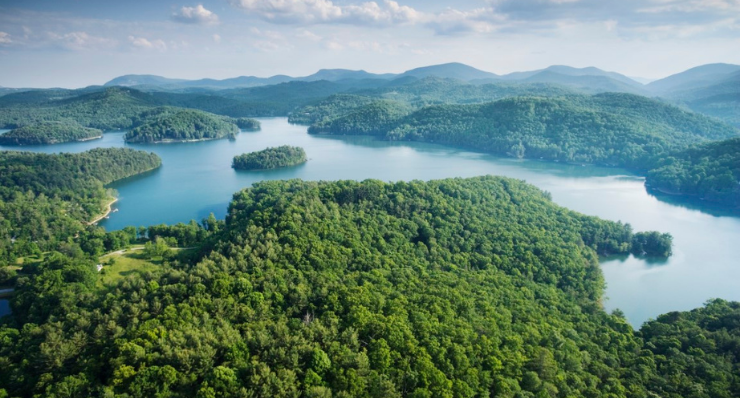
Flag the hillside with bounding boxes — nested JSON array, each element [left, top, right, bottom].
[[0, 121, 102, 145], [15, 177, 740, 398], [0, 148, 161, 261], [124, 108, 239, 143], [310, 93, 738, 169], [647, 63, 740, 94], [647, 137, 740, 207]]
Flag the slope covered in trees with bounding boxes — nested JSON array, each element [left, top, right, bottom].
[[3, 177, 739, 398], [647, 137, 740, 207], [124, 108, 239, 143], [232, 145, 307, 170], [310, 93, 738, 170], [0, 121, 102, 145], [0, 148, 161, 261]]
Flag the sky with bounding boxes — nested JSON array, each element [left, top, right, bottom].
[[0, 0, 738, 88]]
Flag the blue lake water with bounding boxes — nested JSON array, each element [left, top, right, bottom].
[[3, 118, 740, 326]]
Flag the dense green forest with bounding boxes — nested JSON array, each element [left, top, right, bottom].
[[233, 145, 308, 170], [646, 137, 740, 206], [125, 108, 239, 143], [0, 148, 161, 261], [0, 121, 102, 145], [233, 118, 261, 131], [309, 94, 737, 170], [2, 177, 739, 398]]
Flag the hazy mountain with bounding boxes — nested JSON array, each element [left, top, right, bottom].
[[397, 62, 499, 81], [521, 71, 648, 95], [647, 63, 740, 94], [501, 65, 642, 86], [299, 69, 396, 81]]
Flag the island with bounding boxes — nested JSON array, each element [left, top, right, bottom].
[[0, 121, 103, 145], [124, 108, 239, 143], [232, 145, 307, 170], [233, 117, 261, 131]]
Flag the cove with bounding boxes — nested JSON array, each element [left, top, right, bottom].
[[2, 118, 740, 327]]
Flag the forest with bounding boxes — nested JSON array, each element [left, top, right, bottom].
[[0, 177, 738, 398], [0, 148, 161, 261], [646, 137, 740, 206], [232, 145, 308, 170], [124, 108, 239, 143], [0, 121, 102, 145]]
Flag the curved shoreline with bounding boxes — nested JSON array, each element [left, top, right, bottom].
[[88, 197, 118, 225]]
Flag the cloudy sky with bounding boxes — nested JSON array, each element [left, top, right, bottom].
[[0, 0, 738, 87]]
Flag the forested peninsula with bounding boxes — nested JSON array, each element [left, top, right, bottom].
[[125, 108, 239, 143], [647, 137, 740, 206], [308, 93, 740, 206], [0, 121, 102, 145], [1, 177, 738, 398], [0, 148, 161, 261], [232, 145, 307, 170]]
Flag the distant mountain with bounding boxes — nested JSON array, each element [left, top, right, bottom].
[[103, 63, 501, 90], [501, 65, 643, 86], [105, 75, 188, 87], [676, 70, 740, 127], [398, 63, 499, 81], [647, 63, 740, 94], [299, 69, 396, 82], [521, 71, 647, 95]]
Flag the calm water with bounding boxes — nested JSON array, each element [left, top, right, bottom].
[[2, 118, 740, 327]]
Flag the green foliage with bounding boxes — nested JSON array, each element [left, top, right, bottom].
[[631, 232, 673, 257], [309, 100, 412, 136], [0, 148, 161, 261], [232, 145, 307, 170], [0, 177, 731, 398], [0, 121, 102, 145], [125, 108, 239, 143], [310, 94, 737, 170], [647, 137, 740, 207], [232, 117, 261, 131]]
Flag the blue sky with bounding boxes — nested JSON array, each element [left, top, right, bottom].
[[0, 0, 738, 87]]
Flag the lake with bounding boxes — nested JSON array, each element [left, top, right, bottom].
[[2, 118, 740, 327]]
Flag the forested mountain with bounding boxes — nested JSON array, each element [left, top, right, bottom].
[[13, 177, 736, 398], [647, 63, 740, 94], [310, 93, 738, 169], [0, 121, 102, 145], [124, 108, 239, 143], [0, 87, 163, 130], [0, 148, 161, 261], [647, 137, 740, 206], [232, 145, 307, 170]]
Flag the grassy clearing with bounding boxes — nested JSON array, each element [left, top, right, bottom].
[[98, 249, 159, 287], [97, 246, 197, 287]]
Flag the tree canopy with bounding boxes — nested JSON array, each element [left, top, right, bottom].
[[232, 145, 307, 170]]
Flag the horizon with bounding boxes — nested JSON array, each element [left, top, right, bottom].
[[1, 0, 739, 88]]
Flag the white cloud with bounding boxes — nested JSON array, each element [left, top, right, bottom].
[[427, 8, 501, 35], [47, 31, 117, 50], [231, 0, 423, 25], [213, 34, 221, 43], [172, 5, 220, 25], [128, 35, 167, 51], [296, 29, 322, 41], [0, 32, 11, 44]]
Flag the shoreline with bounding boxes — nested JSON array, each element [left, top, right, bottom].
[[88, 197, 118, 225]]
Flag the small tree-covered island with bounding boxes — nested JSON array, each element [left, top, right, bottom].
[[232, 145, 308, 170], [124, 108, 240, 143], [0, 121, 103, 145]]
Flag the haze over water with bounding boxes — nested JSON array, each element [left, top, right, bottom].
[[2, 118, 739, 326]]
